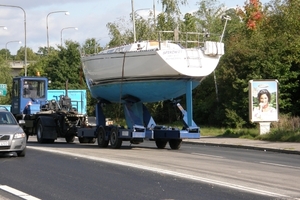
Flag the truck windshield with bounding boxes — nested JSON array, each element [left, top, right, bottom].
[[23, 80, 46, 99]]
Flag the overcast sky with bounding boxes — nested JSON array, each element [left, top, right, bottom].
[[0, 0, 269, 55]]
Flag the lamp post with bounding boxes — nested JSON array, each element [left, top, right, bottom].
[[60, 27, 78, 46], [5, 40, 22, 60], [46, 11, 70, 49], [0, 4, 27, 76], [0, 26, 7, 30]]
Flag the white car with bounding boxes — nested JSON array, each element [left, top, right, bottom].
[[0, 107, 26, 157]]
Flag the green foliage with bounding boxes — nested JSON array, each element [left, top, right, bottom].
[[195, 0, 225, 38], [161, 0, 188, 15], [0, 49, 9, 60], [82, 38, 101, 55], [106, 17, 133, 47], [15, 47, 39, 61], [41, 40, 83, 89], [193, 0, 300, 128], [0, 57, 13, 104], [224, 109, 246, 129], [257, 130, 300, 142], [221, 128, 259, 139]]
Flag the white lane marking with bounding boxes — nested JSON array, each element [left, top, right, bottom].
[[0, 185, 41, 200], [28, 146, 291, 199], [260, 162, 300, 170], [191, 153, 224, 159]]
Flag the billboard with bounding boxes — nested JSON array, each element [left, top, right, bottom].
[[249, 80, 279, 122]]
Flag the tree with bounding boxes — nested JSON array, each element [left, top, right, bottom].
[[82, 38, 101, 55], [42, 40, 82, 89], [106, 17, 133, 47], [15, 47, 39, 61], [0, 49, 9, 60], [0, 57, 13, 104]]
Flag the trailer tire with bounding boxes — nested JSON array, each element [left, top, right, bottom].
[[78, 137, 89, 143], [36, 120, 45, 143], [155, 140, 167, 149], [88, 138, 96, 143], [110, 127, 122, 149], [169, 139, 182, 150], [65, 136, 75, 143], [97, 126, 109, 148]]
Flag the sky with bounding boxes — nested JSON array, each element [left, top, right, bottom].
[[0, 0, 269, 55]]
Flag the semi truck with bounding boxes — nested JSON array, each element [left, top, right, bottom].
[[10, 76, 200, 149]]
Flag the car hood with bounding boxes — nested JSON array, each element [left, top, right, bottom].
[[0, 125, 24, 134]]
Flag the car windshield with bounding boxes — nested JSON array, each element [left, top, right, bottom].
[[0, 112, 18, 125]]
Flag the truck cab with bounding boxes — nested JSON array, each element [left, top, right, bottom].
[[11, 76, 48, 120]]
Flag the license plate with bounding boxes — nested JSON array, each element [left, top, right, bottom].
[[0, 141, 9, 146]]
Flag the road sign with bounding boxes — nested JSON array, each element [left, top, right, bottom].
[[0, 84, 7, 96]]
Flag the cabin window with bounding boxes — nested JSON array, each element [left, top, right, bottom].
[[23, 80, 46, 99]]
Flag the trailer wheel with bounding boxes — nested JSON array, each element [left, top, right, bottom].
[[78, 137, 89, 143], [155, 140, 167, 149], [110, 127, 122, 149], [88, 138, 96, 144], [36, 120, 45, 143], [65, 136, 75, 143], [169, 139, 182, 150], [97, 126, 109, 148]]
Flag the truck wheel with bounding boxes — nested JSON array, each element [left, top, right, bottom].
[[169, 139, 182, 150], [36, 120, 45, 143], [155, 140, 167, 149], [110, 127, 122, 149], [65, 136, 75, 143], [97, 127, 108, 148]]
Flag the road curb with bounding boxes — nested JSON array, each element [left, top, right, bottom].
[[183, 141, 300, 155]]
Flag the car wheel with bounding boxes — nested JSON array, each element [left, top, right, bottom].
[[17, 148, 26, 157]]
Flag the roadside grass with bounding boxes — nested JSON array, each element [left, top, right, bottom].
[[256, 115, 300, 142], [200, 126, 300, 142], [200, 114, 300, 142]]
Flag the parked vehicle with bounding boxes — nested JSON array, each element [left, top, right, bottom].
[[0, 106, 26, 157]]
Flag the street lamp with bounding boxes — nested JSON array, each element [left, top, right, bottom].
[[46, 11, 70, 49], [0, 4, 27, 76], [60, 27, 78, 46], [0, 26, 7, 30], [5, 40, 22, 60]]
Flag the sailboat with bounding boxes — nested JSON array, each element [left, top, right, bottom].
[[81, 30, 226, 103]]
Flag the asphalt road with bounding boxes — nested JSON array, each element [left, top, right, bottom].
[[0, 138, 299, 200]]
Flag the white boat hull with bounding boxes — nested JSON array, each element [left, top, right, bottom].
[[81, 41, 224, 103]]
